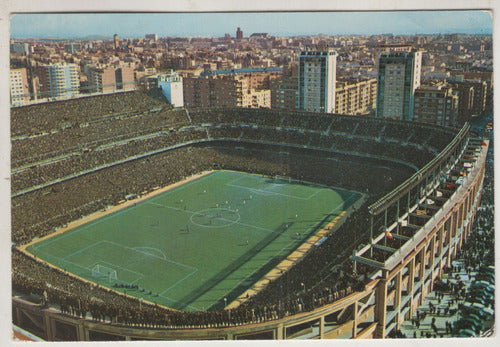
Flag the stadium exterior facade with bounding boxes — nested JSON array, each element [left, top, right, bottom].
[[11, 91, 488, 340]]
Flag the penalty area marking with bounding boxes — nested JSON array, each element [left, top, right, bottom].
[[103, 240, 197, 271], [159, 268, 200, 296], [225, 182, 323, 201], [131, 246, 168, 261]]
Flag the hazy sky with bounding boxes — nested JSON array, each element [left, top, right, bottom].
[[10, 11, 492, 38]]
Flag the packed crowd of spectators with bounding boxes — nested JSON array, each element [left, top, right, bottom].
[[12, 99, 454, 194], [11, 89, 168, 138], [12, 128, 209, 192], [11, 91, 466, 330], [12, 107, 187, 169]]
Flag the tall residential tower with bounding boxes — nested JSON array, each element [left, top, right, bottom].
[[298, 49, 337, 113], [376, 49, 422, 120], [37, 63, 80, 100]]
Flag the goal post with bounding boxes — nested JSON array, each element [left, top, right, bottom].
[[91, 264, 117, 282], [275, 175, 292, 183]]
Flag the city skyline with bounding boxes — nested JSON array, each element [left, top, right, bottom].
[[10, 11, 492, 39]]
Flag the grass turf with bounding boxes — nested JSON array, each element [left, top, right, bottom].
[[26, 170, 361, 311]]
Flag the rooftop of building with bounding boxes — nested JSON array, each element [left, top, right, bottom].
[[416, 82, 450, 91], [200, 67, 282, 77], [299, 49, 337, 56], [249, 33, 269, 38]]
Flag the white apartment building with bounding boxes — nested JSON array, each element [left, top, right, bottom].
[[39, 63, 80, 100], [376, 50, 422, 120], [158, 71, 184, 108], [10, 68, 30, 106], [298, 49, 337, 113]]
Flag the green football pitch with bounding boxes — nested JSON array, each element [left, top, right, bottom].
[[27, 170, 361, 311]]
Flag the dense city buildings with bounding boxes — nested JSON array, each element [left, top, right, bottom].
[[10, 42, 30, 55], [376, 48, 422, 120], [449, 82, 475, 125], [449, 70, 493, 109], [184, 74, 272, 109], [298, 49, 338, 113], [64, 43, 81, 55], [413, 84, 459, 127], [183, 77, 210, 108], [87, 66, 116, 93], [145, 33, 158, 42], [8, 31, 492, 125], [270, 64, 298, 110], [87, 65, 135, 94], [114, 66, 135, 91], [458, 80, 488, 116], [184, 68, 279, 108], [335, 78, 377, 116]]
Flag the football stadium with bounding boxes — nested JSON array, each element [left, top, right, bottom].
[[12, 90, 490, 340], [25, 170, 362, 311]]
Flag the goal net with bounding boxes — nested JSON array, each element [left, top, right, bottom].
[[274, 175, 292, 183], [91, 264, 117, 282]]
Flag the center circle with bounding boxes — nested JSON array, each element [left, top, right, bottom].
[[190, 208, 241, 228]]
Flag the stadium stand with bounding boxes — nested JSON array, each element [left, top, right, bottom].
[[11, 90, 489, 340]]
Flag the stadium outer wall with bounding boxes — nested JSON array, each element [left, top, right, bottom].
[[11, 139, 488, 341]]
